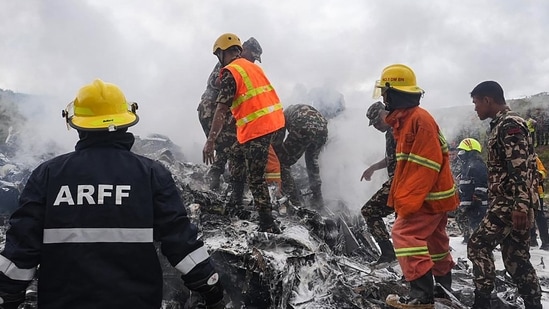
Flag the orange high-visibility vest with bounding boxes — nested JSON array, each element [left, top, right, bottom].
[[223, 58, 284, 144]]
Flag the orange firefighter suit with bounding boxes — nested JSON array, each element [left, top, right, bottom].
[[385, 106, 459, 281]]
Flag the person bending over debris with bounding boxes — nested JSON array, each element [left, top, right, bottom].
[[360, 101, 397, 267], [454, 138, 488, 245], [0, 80, 225, 309], [203, 33, 284, 234], [197, 37, 263, 191], [272, 104, 328, 210], [373, 64, 459, 308], [467, 81, 542, 309]]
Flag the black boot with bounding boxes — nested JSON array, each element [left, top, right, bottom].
[[288, 187, 303, 207], [226, 182, 250, 219], [434, 270, 452, 298], [207, 168, 222, 191], [386, 270, 434, 308], [258, 210, 281, 234], [310, 185, 324, 210], [471, 291, 491, 309], [372, 240, 396, 267]]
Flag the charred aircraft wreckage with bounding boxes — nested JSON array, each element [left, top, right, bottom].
[[0, 132, 546, 309]]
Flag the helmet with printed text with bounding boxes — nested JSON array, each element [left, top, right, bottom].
[[373, 64, 424, 98]]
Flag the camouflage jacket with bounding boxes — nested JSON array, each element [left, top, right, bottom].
[[385, 128, 396, 178], [487, 109, 539, 212], [283, 104, 328, 134], [200, 62, 222, 102]]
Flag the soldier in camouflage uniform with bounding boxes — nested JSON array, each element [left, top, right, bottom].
[[197, 37, 263, 190], [203, 33, 283, 234], [272, 104, 328, 209], [467, 81, 542, 309], [360, 101, 397, 266]]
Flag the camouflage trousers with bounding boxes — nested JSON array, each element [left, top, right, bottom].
[[229, 133, 273, 212], [467, 203, 542, 306], [455, 202, 487, 240], [360, 179, 394, 242], [273, 127, 327, 204], [197, 100, 237, 177]]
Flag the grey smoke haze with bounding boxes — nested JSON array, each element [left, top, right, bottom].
[[0, 0, 548, 209]]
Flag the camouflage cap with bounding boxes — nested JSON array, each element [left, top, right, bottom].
[[243, 37, 262, 63], [366, 101, 385, 126]]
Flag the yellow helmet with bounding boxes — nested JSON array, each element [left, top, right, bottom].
[[457, 138, 482, 152], [373, 64, 424, 98], [212, 33, 242, 54], [62, 79, 139, 131]]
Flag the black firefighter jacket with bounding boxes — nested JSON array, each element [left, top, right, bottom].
[[0, 131, 215, 308]]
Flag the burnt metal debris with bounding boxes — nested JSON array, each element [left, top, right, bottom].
[[0, 135, 547, 309]]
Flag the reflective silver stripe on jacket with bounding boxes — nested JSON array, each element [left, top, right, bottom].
[[0, 255, 36, 281], [43, 228, 153, 243], [460, 201, 488, 206], [175, 246, 210, 275]]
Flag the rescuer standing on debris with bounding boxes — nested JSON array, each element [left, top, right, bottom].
[[272, 104, 328, 209], [198, 37, 263, 191], [454, 138, 488, 245], [531, 156, 549, 250], [360, 101, 397, 267], [203, 33, 284, 234], [374, 64, 458, 308], [467, 81, 542, 309], [0, 80, 225, 309]]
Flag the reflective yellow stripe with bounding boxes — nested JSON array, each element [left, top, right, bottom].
[[231, 85, 275, 109], [431, 251, 449, 262], [265, 172, 281, 180], [236, 103, 283, 127], [396, 153, 441, 172], [394, 246, 429, 258], [426, 185, 457, 201], [438, 131, 448, 153], [227, 64, 275, 109]]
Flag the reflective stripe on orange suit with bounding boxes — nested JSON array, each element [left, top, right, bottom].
[[265, 145, 281, 194], [265, 145, 281, 183], [223, 58, 285, 144], [536, 156, 546, 197], [385, 106, 459, 281]]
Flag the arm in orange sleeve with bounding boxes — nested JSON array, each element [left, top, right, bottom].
[[392, 124, 443, 217]]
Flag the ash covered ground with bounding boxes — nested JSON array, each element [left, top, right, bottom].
[[0, 128, 547, 309], [152, 143, 549, 309]]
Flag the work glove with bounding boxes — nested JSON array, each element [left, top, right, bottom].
[[185, 272, 225, 309], [511, 210, 529, 231], [0, 291, 24, 309], [200, 281, 225, 309]]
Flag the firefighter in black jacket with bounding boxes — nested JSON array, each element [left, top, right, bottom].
[[455, 138, 489, 244], [0, 80, 225, 309]]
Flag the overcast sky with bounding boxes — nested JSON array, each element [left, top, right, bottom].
[[1, 0, 548, 207]]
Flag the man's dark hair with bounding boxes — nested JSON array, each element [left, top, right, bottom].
[[470, 81, 505, 104]]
